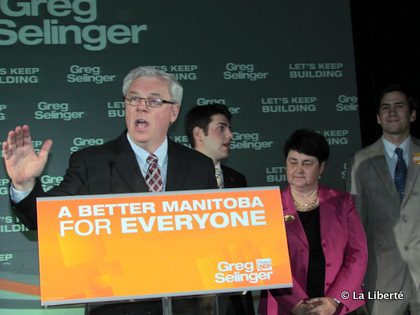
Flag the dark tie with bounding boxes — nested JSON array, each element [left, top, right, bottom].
[[146, 154, 163, 192], [394, 147, 407, 201]]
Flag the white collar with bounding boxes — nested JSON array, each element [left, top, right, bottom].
[[382, 136, 410, 159], [126, 134, 168, 167]]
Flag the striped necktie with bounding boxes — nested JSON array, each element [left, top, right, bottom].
[[146, 154, 163, 192], [215, 166, 223, 189]]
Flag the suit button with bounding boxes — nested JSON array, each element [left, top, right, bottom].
[[326, 263, 331, 267], [401, 215, 408, 223], [404, 245, 409, 251]]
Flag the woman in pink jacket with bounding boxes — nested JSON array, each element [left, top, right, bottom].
[[260, 129, 368, 315]]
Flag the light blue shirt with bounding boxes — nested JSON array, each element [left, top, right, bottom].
[[126, 133, 169, 190], [382, 136, 410, 180], [10, 184, 29, 202]]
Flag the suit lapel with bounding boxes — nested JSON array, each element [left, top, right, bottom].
[[282, 186, 308, 247], [284, 186, 338, 250], [404, 138, 420, 203], [166, 140, 187, 191], [370, 139, 400, 199], [111, 133, 148, 193], [221, 165, 233, 188], [318, 187, 337, 244]]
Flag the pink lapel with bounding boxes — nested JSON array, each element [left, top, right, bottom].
[[282, 185, 338, 247], [317, 186, 339, 247], [281, 186, 308, 247]]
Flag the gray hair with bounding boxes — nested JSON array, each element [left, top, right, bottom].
[[122, 66, 183, 104]]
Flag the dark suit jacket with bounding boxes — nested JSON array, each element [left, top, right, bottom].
[[217, 164, 254, 315], [12, 132, 218, 315], [221, 164, 247, 188], [13, 132, 217, 229]]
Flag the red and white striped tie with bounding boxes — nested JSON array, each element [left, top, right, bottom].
[[146, 154, 163, 192]]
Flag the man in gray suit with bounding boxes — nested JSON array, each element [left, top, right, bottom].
[[347, 84, 420, 314]]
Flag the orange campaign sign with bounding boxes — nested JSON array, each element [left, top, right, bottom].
[[36, 186, 292, 306]]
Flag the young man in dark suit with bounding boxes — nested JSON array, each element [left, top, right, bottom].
[[185, 104, 247, 189], [2, 66, 218, 315], [185, 104, 253, 315]]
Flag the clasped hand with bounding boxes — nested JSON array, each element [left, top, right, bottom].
[[292, 297, 339, 315]]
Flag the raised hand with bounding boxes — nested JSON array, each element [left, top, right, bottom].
[[2, 125, 53, 191]]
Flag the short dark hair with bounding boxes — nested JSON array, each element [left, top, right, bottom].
[[283, 128, 330, 163], [185, 104, 232, 147], [377, 83, 418, 113]]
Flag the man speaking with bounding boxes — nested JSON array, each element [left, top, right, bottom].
[[2, 66, 218, 315]]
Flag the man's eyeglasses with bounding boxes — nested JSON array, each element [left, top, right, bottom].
[[123, 96, 176, 108]]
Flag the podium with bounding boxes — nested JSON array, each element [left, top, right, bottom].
[[36, 188, 291, 312]]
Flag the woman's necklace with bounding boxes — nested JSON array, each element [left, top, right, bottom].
[[292, 188, 319, 212]]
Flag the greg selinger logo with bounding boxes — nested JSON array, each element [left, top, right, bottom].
[[215, 258, 273, 284]]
